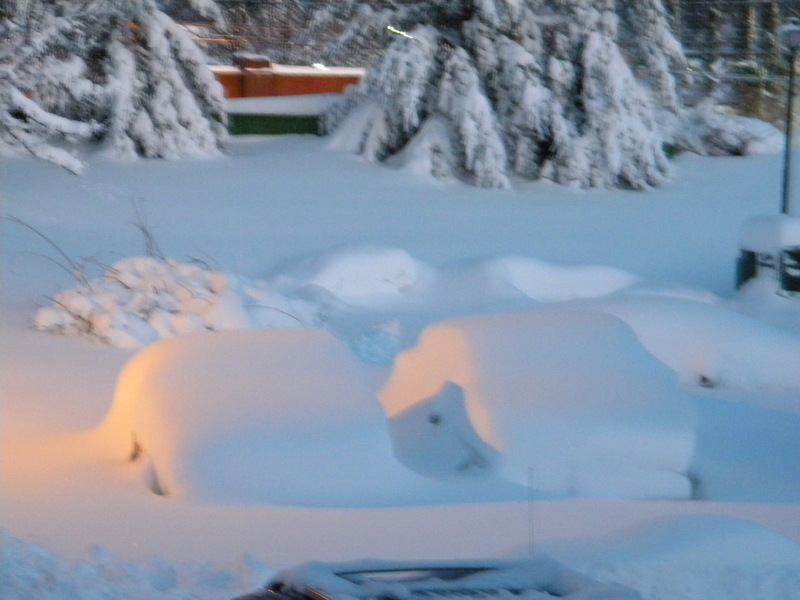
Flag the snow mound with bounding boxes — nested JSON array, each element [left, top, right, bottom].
[[98, 327, 380, 501], [387, 117, 459, 184], [273, 245, 435, 306], [733, 277, 800, 335], [685, 110, 784, 156], [272, 246, 639, 311], [0, 530, 270, 600], [541, 516, 800, 567], [487, 255, 639, 301], [97, 327, 529, 507], [379, 309, 697, 500], [31, 247, 799, 402], [580, 294, 800, 391], [538, 517, 800, 600], [34, 257, 319, 350]]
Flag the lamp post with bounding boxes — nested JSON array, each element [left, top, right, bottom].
[[779, 19, 800, 215]]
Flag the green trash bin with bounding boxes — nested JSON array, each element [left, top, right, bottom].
[[736, 249, 758, 289], [780, 247, 800, 293], [737, 215, 800, 295]]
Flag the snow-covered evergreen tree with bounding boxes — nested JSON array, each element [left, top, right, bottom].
[[567, 1, 669, 188], [1, 0, 226, 172], [619, 0, 685, 114], [321, 0, 778, 190]]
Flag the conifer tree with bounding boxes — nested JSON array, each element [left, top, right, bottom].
[[319, 0, 779, 190], [1, 0, 226, 172], [323, 0, 672, 189]]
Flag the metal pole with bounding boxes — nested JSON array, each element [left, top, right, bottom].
[[782, 49, 797, 215]]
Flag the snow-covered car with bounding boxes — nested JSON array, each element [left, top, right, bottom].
[[232, 558, 642, 600]]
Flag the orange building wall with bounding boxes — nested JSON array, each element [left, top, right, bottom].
[[211, 66, 363, 99], [212, 67, 244, 98]]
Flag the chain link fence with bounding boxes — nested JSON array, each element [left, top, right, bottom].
[[662, 1, 798, 122]]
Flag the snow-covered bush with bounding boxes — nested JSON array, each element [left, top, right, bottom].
[[0, 0, 227, 172], [34, 256, 319, 350], [321, 0, 781, 190]]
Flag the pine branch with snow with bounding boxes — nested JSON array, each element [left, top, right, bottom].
[[0, 0, 227, 172], [319, 0, 780, 191], [436, 46, 510, 189]]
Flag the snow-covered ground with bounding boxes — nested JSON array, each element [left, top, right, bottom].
[[2, 134, 799, 600]]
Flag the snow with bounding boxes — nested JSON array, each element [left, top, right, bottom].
[[0, 530, 271, 600], [270, 64, 366, 78], [226, 94, 342, 116], [536, 516, 800, 600], [487, 255, 639, 301], [739, 214, 800, 253], [379, 310, 697, 500], [99, 327, 413, 506], [270, 557, 643, 600], [273, 244, 436, 307], [2, 133, 800, 600], [572, 293, 800, 391]]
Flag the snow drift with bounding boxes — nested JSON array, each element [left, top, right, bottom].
[[578, 294, 800, 391], [536, 516, 800, 600], [97, 327, 528, 507], [0, 529, 270, 600], [272, 245, 435, 306], [98, 327, 380, 502], [379, 309, 698, 500]]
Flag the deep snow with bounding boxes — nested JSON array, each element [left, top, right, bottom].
[[2, 133, 800, 599]]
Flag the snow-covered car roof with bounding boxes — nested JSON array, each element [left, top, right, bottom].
[[234, 558, 642, 600]]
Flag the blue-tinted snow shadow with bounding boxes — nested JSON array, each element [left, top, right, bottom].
[[689, 392, 800, 503]]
